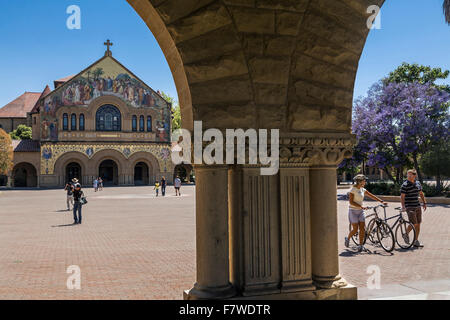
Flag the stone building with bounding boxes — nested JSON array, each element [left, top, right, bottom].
[[1, 45, 174, 188], [0, 92, 40, 133]]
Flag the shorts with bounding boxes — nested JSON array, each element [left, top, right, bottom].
[[406, 207, 422, 224], [175, 187, 180, 190], [348, 208, 365, 224]]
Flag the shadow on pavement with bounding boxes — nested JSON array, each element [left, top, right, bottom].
[[51, 223, 78, 228]]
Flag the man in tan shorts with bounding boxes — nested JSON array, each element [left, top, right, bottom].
[[401, 169, 427, 247]]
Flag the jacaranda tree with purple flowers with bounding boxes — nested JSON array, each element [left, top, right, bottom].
[[344, 81, 450, 185]]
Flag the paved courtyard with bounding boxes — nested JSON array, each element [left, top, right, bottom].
[[0, 186, 448, 299], [0, 186, 196, 299]]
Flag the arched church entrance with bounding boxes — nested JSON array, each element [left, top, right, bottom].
[[13, 163, 37, 188], [66, 162, 82, 184], [99, 160, 119, 186], [134, 162, 150, 186], [173, 163, 193, 183]]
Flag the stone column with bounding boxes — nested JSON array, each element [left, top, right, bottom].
[[280, 133, 355, 290], [310, 166, 346, 288], [187, 164, 236, 299]]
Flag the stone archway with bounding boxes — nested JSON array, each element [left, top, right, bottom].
[[134, 162, 150, 185], [128, 151, 162, 185], [90, 149, 127, 185], [126, 0, 386, 300], [12, 163, 38, 188], [66, 162, 82, 184], [54, 151, 90, 186], [99, 159, 119, 186]]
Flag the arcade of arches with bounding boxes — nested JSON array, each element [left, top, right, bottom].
[[126, 0, 385, 300]]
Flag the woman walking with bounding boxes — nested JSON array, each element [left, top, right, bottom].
[[345, 174, 387, 252]]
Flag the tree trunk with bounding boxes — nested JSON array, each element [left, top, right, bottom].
[[412, 152, 423, 184], [384, 166, 397, 185]]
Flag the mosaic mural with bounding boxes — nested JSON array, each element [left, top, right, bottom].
[[40, 57, 171, 142], [40, 143, 172, 175]]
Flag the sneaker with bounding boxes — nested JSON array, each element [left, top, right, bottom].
[[413, 240, 423, 247], [344, 237, 349, 248], [402, 233, 410, 245]]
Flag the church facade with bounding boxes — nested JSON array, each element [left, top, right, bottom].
[[1, 47, 174, 188]]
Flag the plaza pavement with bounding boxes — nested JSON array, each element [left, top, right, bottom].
[[0, 186, 448, 300]]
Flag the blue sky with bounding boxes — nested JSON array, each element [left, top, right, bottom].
[[0, 0, 449, 107]]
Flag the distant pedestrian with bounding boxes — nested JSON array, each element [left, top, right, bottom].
[[93, 178, 98, 192], [161, 176, 166, 196], [154, 182, 160, 197], [401, 169, 427, 248], [98, 177, 103, 191], [174, 176, 182, 196], [72, 183, 85, 224], [64, 181, 74, 211]]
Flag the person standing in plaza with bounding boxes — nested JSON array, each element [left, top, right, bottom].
[[72, 183, 84, 224], [174, 176, 182, 196], [401, 169, 427, 248], [345, 174, 387, 252], [98, 177, 103, 191], [64, 181, 74, 211], [161, 176, 166, 196], [93, 178, 98, 192], [154, 181, 160, 197]]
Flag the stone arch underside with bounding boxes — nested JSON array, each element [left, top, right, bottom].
[[128, 0, 384, 133], [12, 162, 38, 188], [126, 0, 386, 300]]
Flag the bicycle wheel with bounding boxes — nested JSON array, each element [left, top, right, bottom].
[[366, 218, 377, 244], [376, 221, 395, 252], [395, 221, 416, 249], [349, 224, 360, 245]]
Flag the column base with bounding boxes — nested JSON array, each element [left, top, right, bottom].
[[184, 283, 357, 300], [313, 274, 348, 289], [184, 283, 237, 300]]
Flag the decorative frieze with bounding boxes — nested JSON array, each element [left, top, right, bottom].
[[40, 142, 172, 175]]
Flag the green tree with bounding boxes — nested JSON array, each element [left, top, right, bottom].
[[384, 62, 450, 92], [160, 91, 182, 131], [0, 128, 13, 176], [10, 125, 32, 140], [420, 141, 450, 192], [445, 0, 450, 24]]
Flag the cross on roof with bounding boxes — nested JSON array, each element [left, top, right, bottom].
[[104, 40, 113, 56]]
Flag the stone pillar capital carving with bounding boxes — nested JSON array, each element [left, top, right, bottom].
[[279, 132, 356, 168]]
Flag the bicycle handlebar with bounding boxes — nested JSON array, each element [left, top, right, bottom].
[[364, 204, 388, 210]]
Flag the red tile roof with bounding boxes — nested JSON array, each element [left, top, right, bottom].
[[0, 92, 41, 118], [12, 140, 41, 152], [54, 75, 75, 89]]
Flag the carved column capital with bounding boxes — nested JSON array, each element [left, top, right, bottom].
[[279, 132, 356, 168]]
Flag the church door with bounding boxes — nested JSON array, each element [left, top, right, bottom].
[[66, 163, 82, 184], [99, 160, 118, 186]]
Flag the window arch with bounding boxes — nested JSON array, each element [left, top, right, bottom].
[[96, 105, 121, 131], [63, 114, 68, 131], [139, 116, 145, 132], [132, 115, 137, 132], [71, 114, 77, 131], [147, 116, 152, 132], [79, 114, 85, 131]]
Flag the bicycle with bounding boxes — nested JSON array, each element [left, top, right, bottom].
[[349, 205, 395, 252], [381, 207, 416, 249]]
